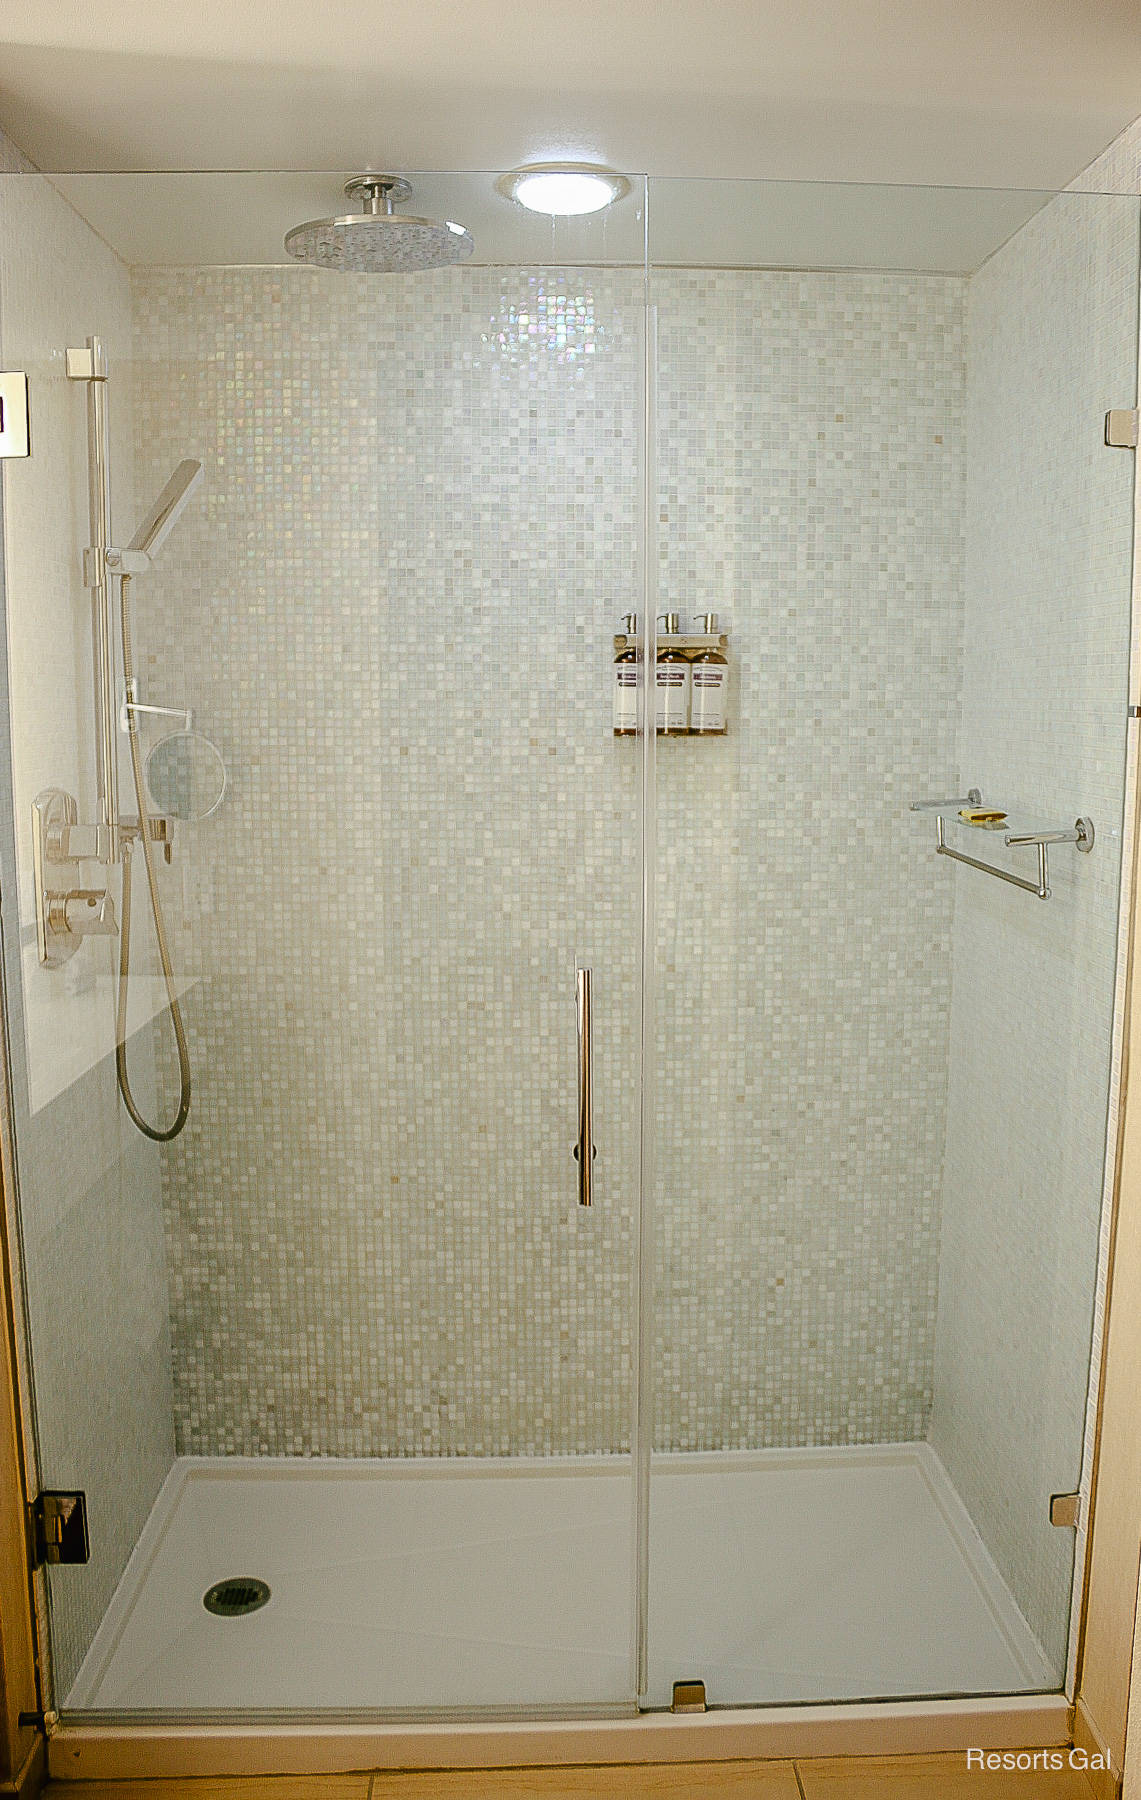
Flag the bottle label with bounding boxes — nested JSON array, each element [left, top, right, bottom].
[[655, 664, 690, 732], [690, 664, 727, 732], [613, 664, 640, 732]]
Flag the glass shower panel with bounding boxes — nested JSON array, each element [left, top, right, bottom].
[[0, 168, 649, 1715], [643, 177, 1140, 1707]]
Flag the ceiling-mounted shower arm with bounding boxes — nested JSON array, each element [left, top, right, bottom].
[[345, 175, 411, 217]]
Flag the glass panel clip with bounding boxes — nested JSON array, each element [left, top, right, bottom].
[[1105, 409, 1139, 448]]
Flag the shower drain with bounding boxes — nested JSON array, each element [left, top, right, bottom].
[[202, 1576, 271, 1617]]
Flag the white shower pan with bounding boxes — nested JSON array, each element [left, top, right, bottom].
[[66, 1443, 1056, 1713]]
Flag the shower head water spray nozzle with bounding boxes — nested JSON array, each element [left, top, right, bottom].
[[284, 176, 475, 273]]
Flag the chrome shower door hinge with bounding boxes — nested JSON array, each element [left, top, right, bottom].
[[0, 372, 30, 458], [1049, 1491, 1081, 1528], [1105, 409, 1140, 448], [28, 1490, 89, 1568]]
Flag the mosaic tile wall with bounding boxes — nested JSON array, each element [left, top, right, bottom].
[[929, 185, 1140, 1675], [131, 263, 966, 1457], [133, 266, 645, 1456], [0, 146, 176, 1699], [651, 270, 966, 1447]]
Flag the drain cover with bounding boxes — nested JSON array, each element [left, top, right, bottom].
[[202, 1576, 271, 1617]]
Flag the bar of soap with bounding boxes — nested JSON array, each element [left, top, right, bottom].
[[959, 808, 1007, 824]]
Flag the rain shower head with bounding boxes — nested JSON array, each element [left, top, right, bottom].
[[284, 176, 475, 273], [128, 459, 204, 561]]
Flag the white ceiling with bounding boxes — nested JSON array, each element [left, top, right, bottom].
[[1, 0, 1140, 190]]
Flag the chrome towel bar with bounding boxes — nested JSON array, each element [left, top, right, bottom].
[[911, 792, 1094, 901], [936, 811, 1050, 898]]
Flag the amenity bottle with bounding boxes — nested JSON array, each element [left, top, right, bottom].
[[613, 612, 640, 736], [655, 612, 690, 734], [689, 611, 728, 735]]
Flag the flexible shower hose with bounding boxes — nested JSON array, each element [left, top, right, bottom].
[[115, 573, 192, 1141]]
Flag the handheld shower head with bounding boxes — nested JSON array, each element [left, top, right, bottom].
[[128, 459, 204, 561]]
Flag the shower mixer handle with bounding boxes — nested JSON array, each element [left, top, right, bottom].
[[48, 889, 118, 938]]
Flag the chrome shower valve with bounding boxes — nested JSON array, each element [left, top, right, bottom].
[[47, 888, 118, 938]]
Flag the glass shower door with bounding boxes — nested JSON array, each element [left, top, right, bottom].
[[641, 175, 1140, 1707], [0, 166, 650, 1715]]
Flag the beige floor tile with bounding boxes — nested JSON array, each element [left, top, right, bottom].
[[46, 1753, 1101, 1800], [48, 1781, 370, 1800], [796, 1750, 1094, 1799]]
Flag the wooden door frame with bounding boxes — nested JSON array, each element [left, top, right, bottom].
[[0, 1098, 43, 1795]]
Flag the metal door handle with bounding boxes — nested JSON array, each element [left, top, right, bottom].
[[574, 965, 595, 1207]]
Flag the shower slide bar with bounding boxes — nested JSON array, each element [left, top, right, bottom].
[[62, 338, 201, 870], [910, 792, 1094, 900], [66, 336, 120, 866]]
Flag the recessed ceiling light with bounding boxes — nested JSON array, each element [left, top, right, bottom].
[[496, 164, 630, 216]]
